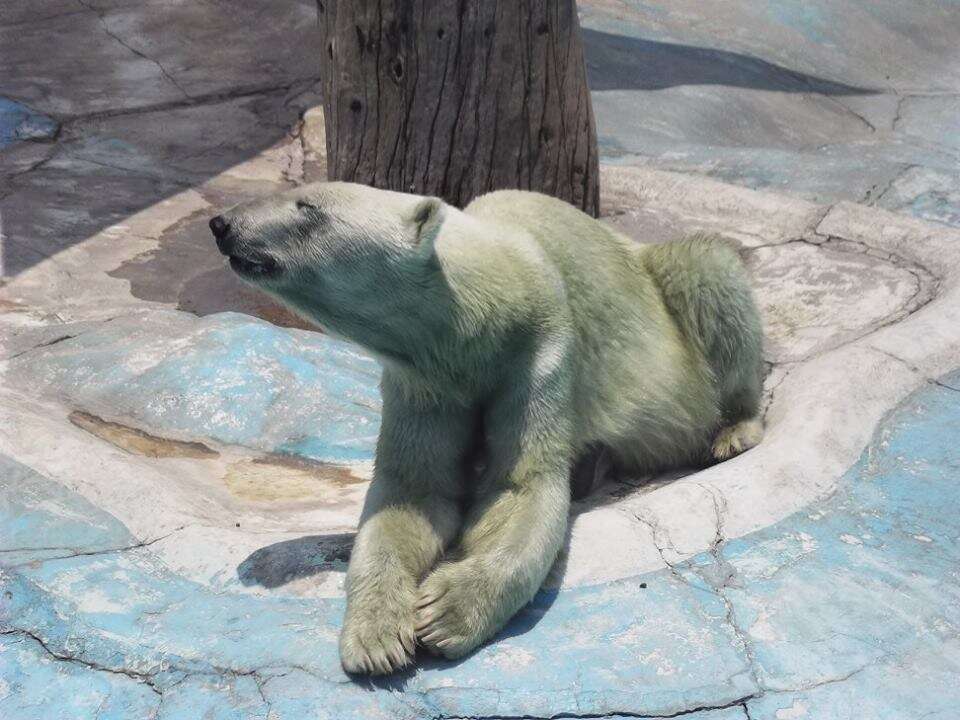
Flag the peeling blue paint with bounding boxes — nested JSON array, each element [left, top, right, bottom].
[[0, 633, 160, 720], [0, 98, 59, 147], [0, 458, 134, 566]]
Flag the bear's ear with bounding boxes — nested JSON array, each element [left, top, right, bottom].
[[409, 197, 445, 253]]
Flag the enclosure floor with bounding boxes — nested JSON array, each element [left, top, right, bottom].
[[2, 2, 959, 718]]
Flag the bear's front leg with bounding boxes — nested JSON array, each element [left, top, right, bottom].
[[415, 364, 573, 659], [414, 470, 570, 658], [340, 380, 473, 675], [340, 488, 458, 673]]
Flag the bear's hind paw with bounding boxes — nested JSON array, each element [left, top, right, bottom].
[[711, 417, 764, 461]]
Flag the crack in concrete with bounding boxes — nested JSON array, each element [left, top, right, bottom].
[[1, 317, 119, 361], [864, 164, 919, 206], [430, 694, 760, 719], [75, 0, 191, 102], [761, 365, 793, 419], [1, 144, 62, 189], [746, 206, 942, 366], [809, 221, 940, 309], [0, 544, 78, 554], [630, 489, 898, 720], [867, 346, 960, 393], [631, 499, 761, 704], [4, 525, 187, 567], [2, 627, 162, 696], [2, 620, 343, 709], [2, 333, 76, 361], [694, 485, 762, 694], [6, 600, 882, 720], [252, 672, 274, 719], [891, 95, 907, 132], [776, 665, 868, 694], [3, 501, 888, 720], [820, 95, 876, 134], [45, 76, 322, 125]]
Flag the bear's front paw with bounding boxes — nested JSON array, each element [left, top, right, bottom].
[[415, 561, 491, 660], [339, 602, 416, 675]]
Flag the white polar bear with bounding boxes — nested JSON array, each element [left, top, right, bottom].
[[209, 182, 764, 674]]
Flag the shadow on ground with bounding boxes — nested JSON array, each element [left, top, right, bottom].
[[582, 28, 875, 94], [3, 10, 877, 287], [237, 532, 354, 588]]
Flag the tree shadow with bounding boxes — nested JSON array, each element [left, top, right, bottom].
[[581, 28, 875, 95], [2, 19, 878, 285]]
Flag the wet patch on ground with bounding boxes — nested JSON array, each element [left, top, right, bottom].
[[107, 207, 313, 331]]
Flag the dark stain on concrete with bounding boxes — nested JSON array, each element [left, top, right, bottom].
[[108, 206, 314, 331], [223, 454, 367, 503], [253, 453, 368, 487], [69, 410, 220, 459]]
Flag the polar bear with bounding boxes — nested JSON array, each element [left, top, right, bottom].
[[209, 182, 764, 674]]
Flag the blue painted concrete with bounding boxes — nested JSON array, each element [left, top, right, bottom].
[[0, 98, 58, 147], [2, 359, 958, 717], [11, 312, 382, 465], [0, 457, 135, 566]]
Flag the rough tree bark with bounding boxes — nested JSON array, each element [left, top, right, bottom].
[[317, 0, 600, 217]]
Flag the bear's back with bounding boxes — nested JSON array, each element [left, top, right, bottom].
[[464, 191, 668, 333], [463, 190, 648, 313], [464, 190, 715, 461]]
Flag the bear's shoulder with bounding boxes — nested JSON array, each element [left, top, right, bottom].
[[465, 189, 585, 220]]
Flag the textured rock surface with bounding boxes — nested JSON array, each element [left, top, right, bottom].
[[2, 1, 960, 717]]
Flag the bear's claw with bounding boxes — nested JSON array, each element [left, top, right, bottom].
[[339, 611, 416, 675], [415, 562, 487, 659]]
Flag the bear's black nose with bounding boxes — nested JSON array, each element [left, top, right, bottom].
[[209, 215, 229, 237], [209, 215, 234, 255]]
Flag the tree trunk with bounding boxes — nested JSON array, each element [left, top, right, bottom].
[[316, 0, 600, 217]]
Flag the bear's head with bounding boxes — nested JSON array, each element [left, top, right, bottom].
[[208, 182, 452, 360]]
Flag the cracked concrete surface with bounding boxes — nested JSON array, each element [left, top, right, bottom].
[[2, 1, 960, 718], [580, 1, 960, 230]]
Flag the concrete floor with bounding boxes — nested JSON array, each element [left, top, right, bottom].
[[2, 2, 960, 718]]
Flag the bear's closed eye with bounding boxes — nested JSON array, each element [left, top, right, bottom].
[[296, 200, 331, 225]]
